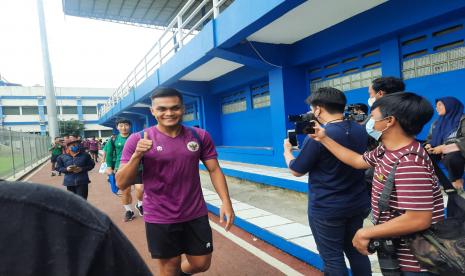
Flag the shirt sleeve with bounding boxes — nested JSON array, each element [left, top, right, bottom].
[[55, 156, 66, 173], [120, 133, 139, 165], [289, 136, 321, 174], [393, 157, 434, 211], [105, 141, 115, 168], [200, 131, 218, 161], [362, 145, 381, 167]]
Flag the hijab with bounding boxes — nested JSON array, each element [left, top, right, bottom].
[[431, 97, 464, 146]]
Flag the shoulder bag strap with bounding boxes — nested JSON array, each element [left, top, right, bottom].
[[375, 150, 420, 225]]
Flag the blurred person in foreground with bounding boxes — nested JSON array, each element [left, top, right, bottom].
[[0, 180, 151, 276]]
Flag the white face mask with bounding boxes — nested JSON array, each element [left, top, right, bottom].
[[365, 118, 383, 141], [368, 97, 376, 107]]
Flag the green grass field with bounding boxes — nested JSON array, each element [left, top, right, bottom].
[[0, 145, 48, 179]]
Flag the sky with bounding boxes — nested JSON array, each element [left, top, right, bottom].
[[0, 0, 162, 88]]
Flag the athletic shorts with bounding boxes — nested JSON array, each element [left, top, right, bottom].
[[145, 215, 213, 259], [89, 150, 98, 155], [51, 155, 60, 163]]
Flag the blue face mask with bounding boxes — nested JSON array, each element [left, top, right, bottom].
[[70, 145, 80, 153], [365, 118, 383, 141]]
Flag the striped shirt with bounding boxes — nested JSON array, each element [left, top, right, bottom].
[[363, 140, 444, 272]]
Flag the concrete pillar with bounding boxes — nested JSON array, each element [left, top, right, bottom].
[[200, 94, 223, 145], [0, 97, 4, 128], [268, 66, 308, 166], [38, 97, 46, 136], [380, 38, 402, 77]]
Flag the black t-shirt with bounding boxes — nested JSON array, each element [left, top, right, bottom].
[[0, 181, 152, 276], [290, 120, 370, 218]]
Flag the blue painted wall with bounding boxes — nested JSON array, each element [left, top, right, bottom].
[[405, 69, 465, 140], [98, 0, 465, 167], [220, 83, 272, 147]]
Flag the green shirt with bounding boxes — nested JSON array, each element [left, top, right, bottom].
[[49, 144, 63, 156], [105, 134, 129, 170]]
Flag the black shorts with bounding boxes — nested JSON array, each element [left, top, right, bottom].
[[145, 215, 213, 259], [90, 150, 98, 155], [51, 155, 59, 163]]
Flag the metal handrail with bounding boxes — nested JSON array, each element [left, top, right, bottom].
[[98, 0, 231, 118]]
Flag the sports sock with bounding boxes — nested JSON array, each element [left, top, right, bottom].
[[137, 200, 143, 207], [124, 204, 132, 211]]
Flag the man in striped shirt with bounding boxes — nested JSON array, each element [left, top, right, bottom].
[[312, 92, 444, 275]]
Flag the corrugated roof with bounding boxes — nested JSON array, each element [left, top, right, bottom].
[[62, 0, 233, 29]]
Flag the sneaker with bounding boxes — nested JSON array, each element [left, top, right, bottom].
[[51, 172, 56, 176], [124, 210, 135, 222], [135, 204, 144, 216]]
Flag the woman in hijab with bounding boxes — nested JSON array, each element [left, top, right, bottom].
[[426, 97, 465, 190]]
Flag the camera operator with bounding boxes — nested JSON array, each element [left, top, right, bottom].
[[311, 92, 444, 275], [283, 87, 371, 276], [346, 103, 369, 125]]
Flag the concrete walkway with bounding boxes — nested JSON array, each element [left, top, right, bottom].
[[24, 160, 321, 276], [200, 163, 382, 274]]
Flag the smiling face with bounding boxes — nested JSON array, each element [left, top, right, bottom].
[[117, 123, 130, 136], [150, 96, 184, 128], [436, 101, 446, 116]]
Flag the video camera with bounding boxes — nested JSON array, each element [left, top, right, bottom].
[[288, 112, 317, 135], [345, 104, 368, 123], [368, 239, 401, 275]]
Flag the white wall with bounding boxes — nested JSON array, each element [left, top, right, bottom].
[[3, 115, 40, 122], [7, 125, 41, 132], [0, 86, 114, 97], [84, 124, 112, 131], [1, 86, 113, 134]]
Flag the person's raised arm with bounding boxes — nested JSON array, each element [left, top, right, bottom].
[[116, 132, 152, 190], [310, 122, 370, 169]]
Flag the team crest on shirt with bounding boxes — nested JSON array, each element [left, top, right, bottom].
[[156, 146, 163, 152], [376, 173, 385, 182], [187, 141, 199, 152]]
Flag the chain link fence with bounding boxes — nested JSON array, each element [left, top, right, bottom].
[[0, 128, 49, 180]]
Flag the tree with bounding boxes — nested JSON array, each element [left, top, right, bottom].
[[59, 119, 84, 136]]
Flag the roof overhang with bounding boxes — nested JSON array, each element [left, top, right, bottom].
[[180, 57, 243, 81], [247, 0, 387, 44], [62, 0, 233, 28]]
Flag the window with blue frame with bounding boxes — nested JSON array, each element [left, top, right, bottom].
[[82, 106, 97, 114], [183, 103, 196, 122], [222, 91, 246, 114], [308, 47, 382, 92], [251, 83, 270, 109], [401, 20, 465, 80], [3, 106, 20, 115]]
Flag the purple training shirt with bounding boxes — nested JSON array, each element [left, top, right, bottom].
[[120, 126, 217, 224], [88, 140, 99, 151]]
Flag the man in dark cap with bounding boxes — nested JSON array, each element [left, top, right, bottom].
[[56, 137, 95, 200]]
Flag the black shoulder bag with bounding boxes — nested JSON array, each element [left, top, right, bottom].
[[378, 150, 465, 275]]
